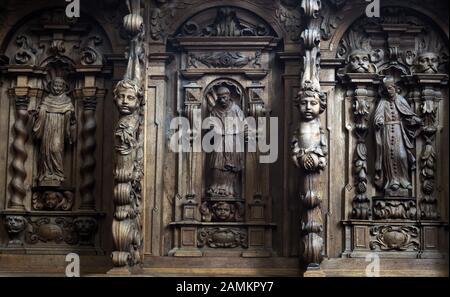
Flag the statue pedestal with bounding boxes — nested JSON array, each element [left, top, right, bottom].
[[372, 196, 417, 220]]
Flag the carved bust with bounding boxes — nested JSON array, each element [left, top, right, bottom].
[[113, 79, 144, 155], [347, 49, 377, 73], [413, 52, 439, 73], [32, 77, 76, 187], [292, 86, 328, 172]]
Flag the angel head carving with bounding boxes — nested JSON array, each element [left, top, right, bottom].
[[296, 84, 327, 122], [114, 79, 144, 116]]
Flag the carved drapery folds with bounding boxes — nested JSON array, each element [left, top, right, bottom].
[[339, 6, 448, 259], [111, 0, 146, 269], [291, 0, 327, 267]]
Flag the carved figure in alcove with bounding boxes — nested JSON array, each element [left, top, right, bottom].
[[292, 84, 328, 173], [347, 49, 377, 74], [32, 77, 76, 187], [373, 76, 423, 197], [206, 86, 245, 198]]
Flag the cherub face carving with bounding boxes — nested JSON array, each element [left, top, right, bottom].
[[213, 202, 232, 221], [299, 95, 321, 121], [114, 79, 143, 116]]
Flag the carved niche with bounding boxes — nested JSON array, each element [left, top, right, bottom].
[[0, 6, 109, 253], [338, 6, 448, 259], [169, 6, 276, 257]]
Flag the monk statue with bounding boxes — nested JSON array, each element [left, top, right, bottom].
[[32, 77, 76, 187]]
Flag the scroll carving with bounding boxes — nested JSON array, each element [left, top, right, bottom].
[[178, 7, 271, 37], [370, 225, 419, 251], [197, 227, 248, 248]]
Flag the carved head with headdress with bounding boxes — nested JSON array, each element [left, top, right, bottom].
[[296, 83, 327, 122], [347, 49, 377, 74], [113, 79, 144, 116]]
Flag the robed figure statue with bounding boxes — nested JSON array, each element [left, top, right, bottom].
[[373, 76, 422, 197], [32, 77, 76, 187], [206, 86, 245, 198]]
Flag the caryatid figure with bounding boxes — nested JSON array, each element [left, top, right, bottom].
[[292, 87, 328, 173]]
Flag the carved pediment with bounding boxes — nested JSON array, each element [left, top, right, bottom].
[[175, 7, 275, 38]]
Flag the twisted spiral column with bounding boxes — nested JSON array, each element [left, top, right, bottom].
[[79, 92, 99, 210], [8, 91, 30, 209]]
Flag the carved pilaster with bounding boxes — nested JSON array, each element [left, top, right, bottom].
[[341, 74, 379, 220], [110, 0, 146, 271], [292, 0, 326, 269], [410, 74, 448, 220]]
